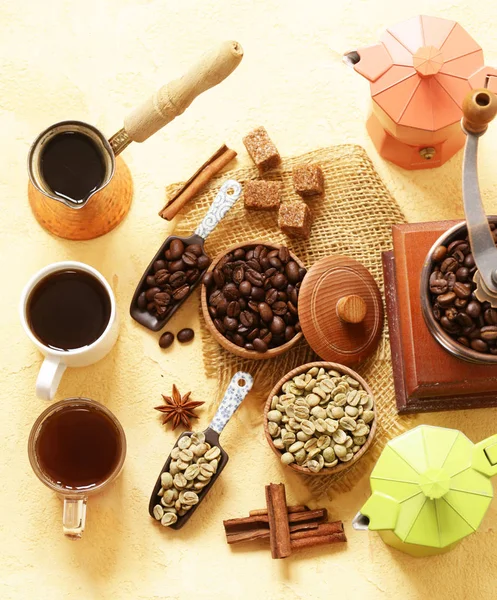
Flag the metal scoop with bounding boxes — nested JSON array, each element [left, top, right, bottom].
[[461, 87, 497, 305], [130, 179, 242, 331], [149, 371, 253, 530]]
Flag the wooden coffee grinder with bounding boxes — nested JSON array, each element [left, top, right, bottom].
[[383, 87, 497, 413]]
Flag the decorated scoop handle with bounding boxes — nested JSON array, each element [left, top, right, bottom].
[[210, 372, 253, 435], [472, 434, 497, 477], [194, 179, 242, 241]]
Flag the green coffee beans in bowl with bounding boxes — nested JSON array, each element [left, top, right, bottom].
[[264, 362, 376, 476]]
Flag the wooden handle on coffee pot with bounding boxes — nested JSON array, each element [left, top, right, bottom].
[[462, 89, 497, 134], [123, 41, 243, 143]]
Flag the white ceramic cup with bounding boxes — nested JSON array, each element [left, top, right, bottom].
[[20, 261, 119, 401]]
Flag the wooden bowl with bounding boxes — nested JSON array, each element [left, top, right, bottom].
[[264, 361, 376, 476], [200, 241, 305, 360]]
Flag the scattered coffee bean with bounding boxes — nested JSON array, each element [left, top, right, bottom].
[[428, 223, 497, 355], [204, 245, 305, 353], [159, 331, 174, 349], [177, 328, 195, 343]]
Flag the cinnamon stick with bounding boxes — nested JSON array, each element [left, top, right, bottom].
[[225, 521, 319, 545], [288, 508, 328, 524], [223, 509, 327, 534], [290, 532, 347, 551], [159, 145, 237, 220], [266, 483, 291, 559], [289, 522, 344, 539], [249, 505, 308, 517]]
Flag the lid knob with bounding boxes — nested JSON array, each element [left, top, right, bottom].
[[413, 46, 444, 78], [336, 294, 367, 324], [419, 468, 450, 499]]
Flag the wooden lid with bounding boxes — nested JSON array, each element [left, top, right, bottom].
[[298, 256, 384, 365]]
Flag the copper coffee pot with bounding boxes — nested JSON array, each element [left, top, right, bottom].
[[28, 41, 243, 240]]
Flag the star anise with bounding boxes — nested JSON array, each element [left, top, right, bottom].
[[154, 385, 204, 430]]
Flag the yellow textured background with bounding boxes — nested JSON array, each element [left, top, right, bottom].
[[3, 1, 497, 598]]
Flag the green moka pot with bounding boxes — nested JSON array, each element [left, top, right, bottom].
[[353, 424, 497, 557]]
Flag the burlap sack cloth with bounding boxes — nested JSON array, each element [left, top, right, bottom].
[[171, 144, 413, 496]]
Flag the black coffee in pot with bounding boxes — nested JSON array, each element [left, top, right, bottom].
[[40, 131, 106, 204]]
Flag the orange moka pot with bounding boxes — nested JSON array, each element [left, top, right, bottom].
[[345, 15, 497, 170]]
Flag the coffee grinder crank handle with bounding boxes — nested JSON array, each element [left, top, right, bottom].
[[109, 41, 243, 154], [461, 89, 497, 301]]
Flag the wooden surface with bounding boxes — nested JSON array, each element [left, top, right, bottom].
[[298, 255, 383, 365], [124, 41, 243, 143], [200, 241, 304, 360], [263, 361, 377, 476], [385, 221, 497, 413], [28, 156, 133, 240]]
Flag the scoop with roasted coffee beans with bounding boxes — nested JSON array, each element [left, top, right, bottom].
[[136, 238, 210, 326], [428, 224, 497, 354], [130, 180, 242, 331], [203, 244, 306, 353]]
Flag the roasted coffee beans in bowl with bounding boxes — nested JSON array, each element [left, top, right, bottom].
[[264, 362, 376, 476], [201, 241, 306, 359], [421, 217, 497, 364]]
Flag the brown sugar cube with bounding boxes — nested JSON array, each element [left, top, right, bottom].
[[244, 180, 282, 211], [278, 201, 313, 239], [292, 164, 324, 198], [243, 126, 281, 173]]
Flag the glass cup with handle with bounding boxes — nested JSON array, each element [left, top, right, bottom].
[[28, 397, 126, 539]]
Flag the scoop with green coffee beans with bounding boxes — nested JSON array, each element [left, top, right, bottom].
[[265, 365, 375, 474], [152, 431, 221, 527]]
